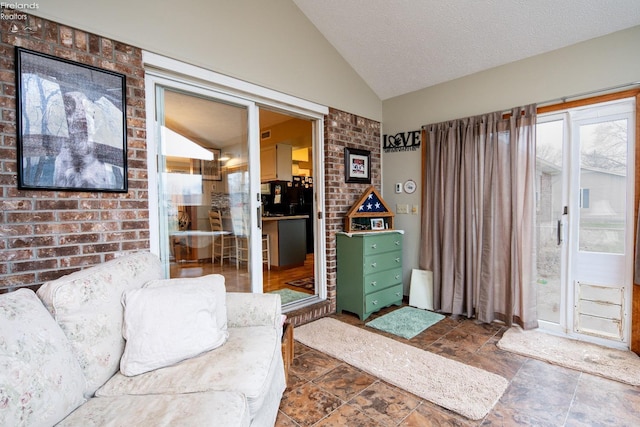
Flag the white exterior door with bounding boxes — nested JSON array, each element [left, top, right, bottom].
[[536, 98, 635, 348]]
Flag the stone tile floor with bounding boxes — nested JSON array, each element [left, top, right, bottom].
[[275, 304, 640, 426]]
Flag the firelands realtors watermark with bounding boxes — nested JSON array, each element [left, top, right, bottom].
[[1, 2, 39, 20], [1, 3, 39, 34]]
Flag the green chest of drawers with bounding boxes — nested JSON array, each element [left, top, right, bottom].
[[336, 231, 403, 320]]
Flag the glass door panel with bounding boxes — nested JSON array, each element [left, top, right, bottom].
[[156, 87, 254, 292], [535, 119, 565, 325], [258, 108, 317, 306]]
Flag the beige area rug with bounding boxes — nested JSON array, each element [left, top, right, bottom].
[[295, 317, 508, 421], [497, 327, 640, 386]]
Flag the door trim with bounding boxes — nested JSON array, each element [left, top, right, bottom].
[[143, 51, 328, 117]]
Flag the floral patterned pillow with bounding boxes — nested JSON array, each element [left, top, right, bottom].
[[0, 289, 86, 427], [36, 252, 163, 397]]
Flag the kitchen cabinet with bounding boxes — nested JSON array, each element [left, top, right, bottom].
[[261, 144, 292, 182], [336, 231, 403, 320]]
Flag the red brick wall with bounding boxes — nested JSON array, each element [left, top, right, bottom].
[[0, 14, 148, 291], [286, 108, 382, 326], [0, 14, 383, 316]]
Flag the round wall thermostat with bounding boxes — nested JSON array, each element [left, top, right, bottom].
[[403, 179, 417, 194]]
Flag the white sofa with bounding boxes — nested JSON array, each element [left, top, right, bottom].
[[0, 252, 286, 427]]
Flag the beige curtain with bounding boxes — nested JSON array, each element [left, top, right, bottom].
[[420, 105, 537, 328]]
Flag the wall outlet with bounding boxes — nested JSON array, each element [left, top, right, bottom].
[[396, 204, 409, 214], [395, 182, 403, 193], [412, 205, 419, 215]]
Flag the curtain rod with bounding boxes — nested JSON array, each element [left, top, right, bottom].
[[537, 81, 640, 107]]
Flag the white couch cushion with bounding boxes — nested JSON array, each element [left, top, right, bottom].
[[57, 391, 250, 427], [144, 274, 228, 338], [36, 252, 163, 397], [120, 279, 227, 376], [97, 326, 283, 422], [0, 289, 86, 427], [226, 292, 282, 330]]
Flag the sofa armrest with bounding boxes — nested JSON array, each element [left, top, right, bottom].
[[226, 292, 282, 329]]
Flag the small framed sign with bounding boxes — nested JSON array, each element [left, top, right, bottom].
[[370, 218, 385, 230], [344, 147, 371, 184]]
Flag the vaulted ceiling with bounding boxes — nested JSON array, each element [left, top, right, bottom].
[[164, 1, 640, 149], [293, 0, 640, 100]]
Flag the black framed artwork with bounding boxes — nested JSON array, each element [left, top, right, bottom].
[[15, 47, 128, 192], [344, 147, 371, 184]]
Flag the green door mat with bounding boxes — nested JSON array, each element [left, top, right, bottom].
[[270, 288, 309, 305], [366, 306, 444, 339]]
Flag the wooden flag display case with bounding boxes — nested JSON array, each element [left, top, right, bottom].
[[344, 186, 394, 232]]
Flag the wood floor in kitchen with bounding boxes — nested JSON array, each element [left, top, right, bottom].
[[169, 253, 315, 294]]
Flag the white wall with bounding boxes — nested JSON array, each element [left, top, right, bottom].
[[31, 0, 382, 121], [382, 25, 640, 293]]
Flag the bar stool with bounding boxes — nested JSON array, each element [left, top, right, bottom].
[[262, 234, 271, 270], [230, 207, 249, 270], [209, 210, 234, 266]]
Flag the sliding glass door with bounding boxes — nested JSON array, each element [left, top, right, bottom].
[[144, 53, 328, 306], [535, 98, 635, 348], [154, 85, 262, 292]]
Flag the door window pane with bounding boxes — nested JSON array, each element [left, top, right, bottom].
[[158, 88, 251, 291], [578, 119, 627, 254]]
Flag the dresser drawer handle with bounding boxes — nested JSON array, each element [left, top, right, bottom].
[[371, 262, 377, 268], [372, 300, 378, 305], [371, 281, 377, 287], [395, 257, 400, 263], [396, 292, 402, 297], [371, 243, 377, 249], [395, 274, 400, 280], [395, 240, 400, 246]]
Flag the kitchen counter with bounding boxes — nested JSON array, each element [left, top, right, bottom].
[[262, 215, 308, 268]]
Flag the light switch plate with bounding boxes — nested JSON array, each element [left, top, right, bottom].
[[395, 182, 403, 193], [396, 204, 409, 214], [412, 205, 419, 215]]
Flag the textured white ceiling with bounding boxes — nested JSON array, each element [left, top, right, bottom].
[[293, 0, 640, 100]]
